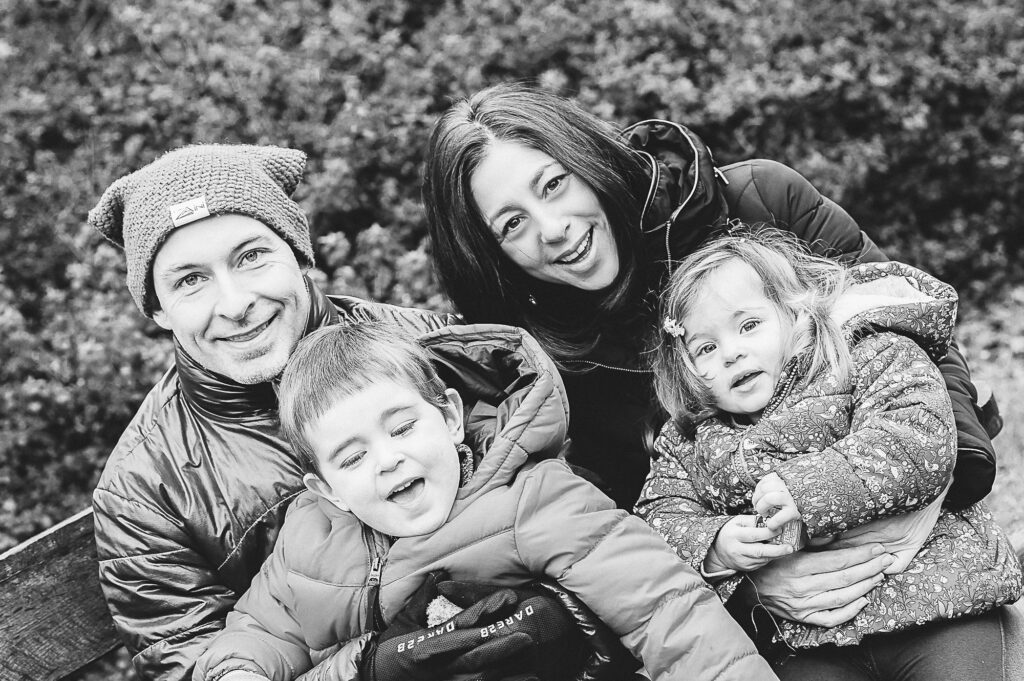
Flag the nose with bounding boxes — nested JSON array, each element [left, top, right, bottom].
[[213, 274, 257, 320], [537, 212, 570, 244], [720, 338, 747, 366], [377, 443, 405, 474]]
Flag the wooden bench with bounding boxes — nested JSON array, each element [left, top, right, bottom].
[[2, 509, 1023, 681]]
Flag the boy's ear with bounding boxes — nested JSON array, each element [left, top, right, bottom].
[[303, 473, 350, 512], [441, 388, 465, 443]]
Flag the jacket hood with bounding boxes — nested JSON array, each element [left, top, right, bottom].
[[620, 119, 729, 265], [174, 275, 339, 418], [834, 261, 958, 363], [418, 324, 570, 500]]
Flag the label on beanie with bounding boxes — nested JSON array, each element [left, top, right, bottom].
[[169, 195, 211, 227]]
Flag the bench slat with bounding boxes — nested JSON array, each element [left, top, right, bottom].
[[0, 508, 120, 681]]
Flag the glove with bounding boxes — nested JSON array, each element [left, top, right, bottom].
[[437, 579, 640, 681], [358, 571, 539, 681]]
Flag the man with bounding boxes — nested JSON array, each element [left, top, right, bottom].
[[88, 145, 585, 681]]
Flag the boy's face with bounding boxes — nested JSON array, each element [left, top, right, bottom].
[[682, 259, 789, 422], [303, 381, 464, 538]]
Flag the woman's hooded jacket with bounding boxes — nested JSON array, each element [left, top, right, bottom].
[[194, 324, 778, 681], [636, 262, 1022, 648], [556, 120, 995, 512]]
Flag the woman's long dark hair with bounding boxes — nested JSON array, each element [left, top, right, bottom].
[[423, 83, 652, 365]]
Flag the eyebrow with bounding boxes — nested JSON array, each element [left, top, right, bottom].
[[485, 161, 559, 227]]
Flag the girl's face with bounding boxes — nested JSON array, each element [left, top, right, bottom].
[[470, 140, 620, 291], [302, 381, 464, 538], [681, 259, 790, 422]]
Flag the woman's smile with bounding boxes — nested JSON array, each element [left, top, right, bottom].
[[554, 226, 594, 264]]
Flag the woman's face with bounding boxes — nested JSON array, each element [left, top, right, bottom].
[[470, 140, 620, 291]]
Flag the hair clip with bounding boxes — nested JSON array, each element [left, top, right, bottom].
[[663, 317, 686, 338]]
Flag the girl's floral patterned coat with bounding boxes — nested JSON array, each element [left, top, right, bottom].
[[636, 261, 1022, 649]]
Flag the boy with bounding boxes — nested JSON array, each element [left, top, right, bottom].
[[194, 322, 778, 681]]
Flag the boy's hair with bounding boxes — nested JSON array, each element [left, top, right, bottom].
[[278, 322, 448, 475], [653, 226, 852, 431]]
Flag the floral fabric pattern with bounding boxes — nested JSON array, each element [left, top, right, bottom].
[[636, 262, 1023, 647]]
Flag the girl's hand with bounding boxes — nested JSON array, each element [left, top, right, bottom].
[[752, 472, 801, 530], [704, 515, 795, 573]]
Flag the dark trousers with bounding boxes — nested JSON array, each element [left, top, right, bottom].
[[771, 609, 1006, 681]]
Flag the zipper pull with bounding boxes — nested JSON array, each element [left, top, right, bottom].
[[714, 166, 729, 185], [368, 556, 383, 586]]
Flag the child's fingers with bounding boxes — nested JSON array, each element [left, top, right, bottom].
[[731, 541, 793, 571], [729, 515, 778, 543], [754, 492, 796, 519], [741, 542, 793, 562], [763, 505, 801, 530]]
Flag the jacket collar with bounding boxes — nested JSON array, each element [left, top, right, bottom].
[[620, 119, 730, 264], [417, 324, 569, 498], [174, 276, 339, 419]]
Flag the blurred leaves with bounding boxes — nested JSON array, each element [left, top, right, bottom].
[[2, 0, 1023, 552]]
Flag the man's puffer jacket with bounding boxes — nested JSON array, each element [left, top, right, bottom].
[[194, 324, 778, 681], [91, 279, 457, 681], [557, 119, 995, 511]]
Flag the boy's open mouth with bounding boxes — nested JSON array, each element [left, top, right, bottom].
[[387, 478, 424, 503]]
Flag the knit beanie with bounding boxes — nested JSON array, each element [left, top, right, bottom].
[[87, 144, 316, 317]]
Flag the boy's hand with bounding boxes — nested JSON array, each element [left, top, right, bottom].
[[705, 515, 794, 573], [752, 472, 801, 530]]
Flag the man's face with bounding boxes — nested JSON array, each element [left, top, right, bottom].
[[151, 214, 311, 384]]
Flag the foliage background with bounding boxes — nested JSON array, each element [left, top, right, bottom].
[[1, 0, 1022, 678]]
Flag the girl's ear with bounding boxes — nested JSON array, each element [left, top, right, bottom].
[[303, 473, 350, 512], [441, 388, 465, 444]]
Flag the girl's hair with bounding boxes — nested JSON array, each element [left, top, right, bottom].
[[277, 322, 448, 475], [422, 82, 651, 364], [653, 226, 852, 430]]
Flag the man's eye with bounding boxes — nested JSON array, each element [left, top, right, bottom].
[[240, 249, 265, 265], [177, 273, 202, 289]]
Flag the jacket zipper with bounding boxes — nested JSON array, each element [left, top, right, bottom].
[[363, 529, 387, 630]]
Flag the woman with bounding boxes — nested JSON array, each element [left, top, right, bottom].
[[422, 82, 995, 514]]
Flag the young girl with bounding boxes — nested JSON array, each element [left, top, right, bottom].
[[635, 227, 1022, 680], [194, 322, 778, 681]]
